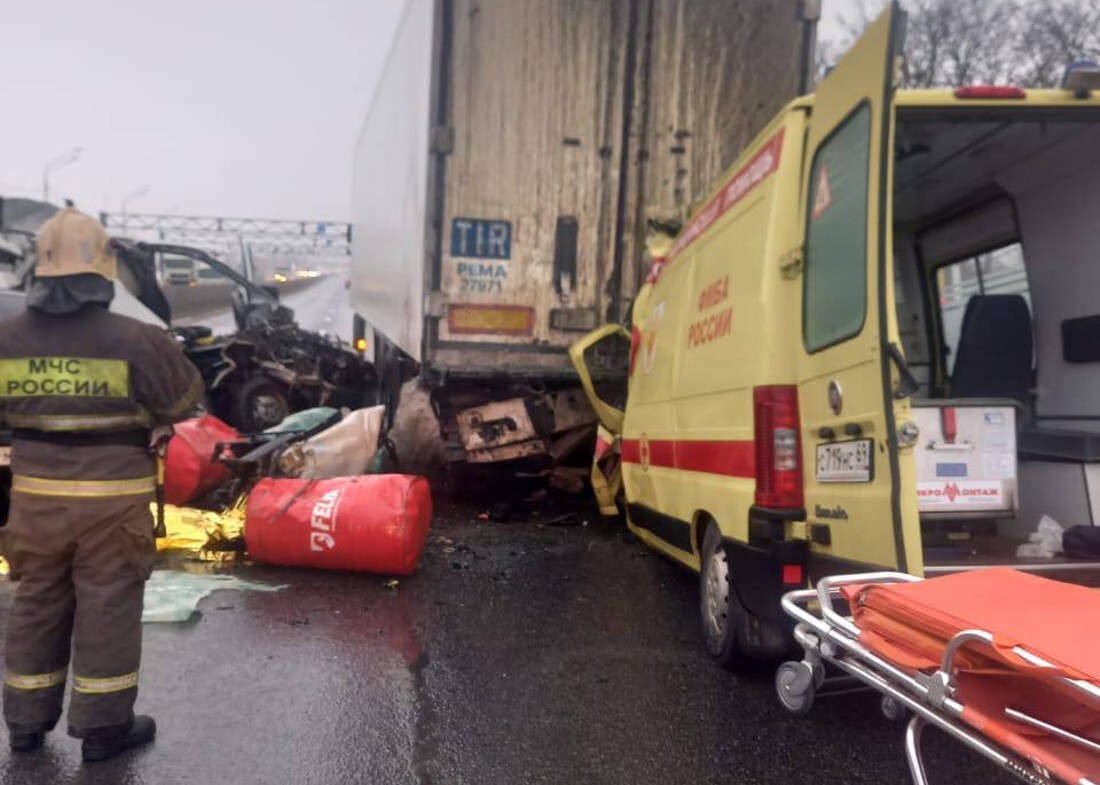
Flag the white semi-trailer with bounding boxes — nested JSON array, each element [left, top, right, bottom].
[[350, 0, 803, 468]]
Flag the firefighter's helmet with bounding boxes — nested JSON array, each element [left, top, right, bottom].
[[35, 208, 117, 281]]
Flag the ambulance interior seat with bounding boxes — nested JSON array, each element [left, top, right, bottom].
[[951, 294, 1033, 408], [949, 294, 1100, 462]]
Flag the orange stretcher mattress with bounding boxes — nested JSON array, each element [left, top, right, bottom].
[[845, 569, 1100, 784]]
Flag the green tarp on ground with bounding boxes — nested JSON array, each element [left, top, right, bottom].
[[142, 570, 286, 623]]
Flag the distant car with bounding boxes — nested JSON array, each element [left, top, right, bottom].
[[161, 256, 196, 285]]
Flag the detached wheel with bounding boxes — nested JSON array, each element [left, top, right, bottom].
[[775, 661, 816, 716], [233, 376, 290, 432], [700, 521, 747, 669]]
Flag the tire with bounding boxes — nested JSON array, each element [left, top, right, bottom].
[[775, 661, 816, 716], [700, 521, 796, 668], [232, 376, 290, 433], [700, 521, 748, 669]]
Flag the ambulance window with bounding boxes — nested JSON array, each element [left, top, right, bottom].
[[803, 104, 871, 353], [936, 243, 1030, 374]]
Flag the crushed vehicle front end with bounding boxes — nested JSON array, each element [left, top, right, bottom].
[[117, 242, 378, 433]]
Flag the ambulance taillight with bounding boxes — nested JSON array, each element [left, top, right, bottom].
[[753, 386, 804, 510]]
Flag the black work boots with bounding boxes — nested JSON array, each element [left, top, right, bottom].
[[8, 714, 156, 761], [81, 715, 157, 763], [9, 728, 44, 752]]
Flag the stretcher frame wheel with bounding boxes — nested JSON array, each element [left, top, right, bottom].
[[881, 695, 910, 723], [775, 660, 816, 716]]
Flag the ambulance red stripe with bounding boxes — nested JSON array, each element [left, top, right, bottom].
[[621, 438, 755, 479]]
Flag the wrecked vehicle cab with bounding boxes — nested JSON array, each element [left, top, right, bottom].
[[113, 241, 377, 433]]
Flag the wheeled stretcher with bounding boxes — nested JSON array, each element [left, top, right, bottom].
[[779, 568, 1100, 784]]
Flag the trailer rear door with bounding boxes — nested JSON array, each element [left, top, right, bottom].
[[430, 0, 624, 377]]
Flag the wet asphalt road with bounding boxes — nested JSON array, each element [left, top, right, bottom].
[[0, 503, 1018, 785]]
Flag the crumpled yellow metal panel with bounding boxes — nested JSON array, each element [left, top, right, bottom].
[[591, 425, 623, 517]]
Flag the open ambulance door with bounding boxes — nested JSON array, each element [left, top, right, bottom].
[[569, 324, 630, 435], [570, 325, 631, 514], [795, 2, 922, 578]]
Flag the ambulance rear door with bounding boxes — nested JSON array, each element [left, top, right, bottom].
[[796, 2, 921, 576]]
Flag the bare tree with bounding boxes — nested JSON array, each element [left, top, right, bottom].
[[828, 0, 1100, 88], [1020, 0, 1100, 86]]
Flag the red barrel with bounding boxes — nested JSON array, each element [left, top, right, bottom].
[[164, 415, 240, 505], [245, 475, 432, 575]]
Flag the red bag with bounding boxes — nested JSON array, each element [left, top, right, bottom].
[[164, 415, 240, 505], [245, 475, 432, 575]]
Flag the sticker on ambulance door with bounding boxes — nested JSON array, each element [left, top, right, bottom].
[[812, 165, 833, 219]]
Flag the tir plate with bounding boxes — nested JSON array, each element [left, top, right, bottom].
[[815, 439, 873, 483]]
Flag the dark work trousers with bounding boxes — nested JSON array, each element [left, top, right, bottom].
[[3, 494, 154, 737]]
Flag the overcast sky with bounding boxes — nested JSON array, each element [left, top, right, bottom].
[[820, 0, 871, 44], [0, 0, 404, 222], [0, 0, 866, 224]]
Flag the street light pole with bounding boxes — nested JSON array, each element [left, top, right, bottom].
[[120, 185, 150, 233], [42, 147, 83, 203]]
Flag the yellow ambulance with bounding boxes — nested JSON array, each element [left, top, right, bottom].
[[572, 2, 1100, 668]]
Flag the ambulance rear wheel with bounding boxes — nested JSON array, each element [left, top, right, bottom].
[[700, 521, 748, 669]]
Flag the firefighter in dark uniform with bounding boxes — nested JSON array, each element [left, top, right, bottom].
[[0, 208, 202, 761]]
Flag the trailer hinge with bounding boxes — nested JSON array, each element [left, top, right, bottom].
[[779, 247, 804, 280], [425, 291, 445, 318], [430, 126, 455, 154]]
